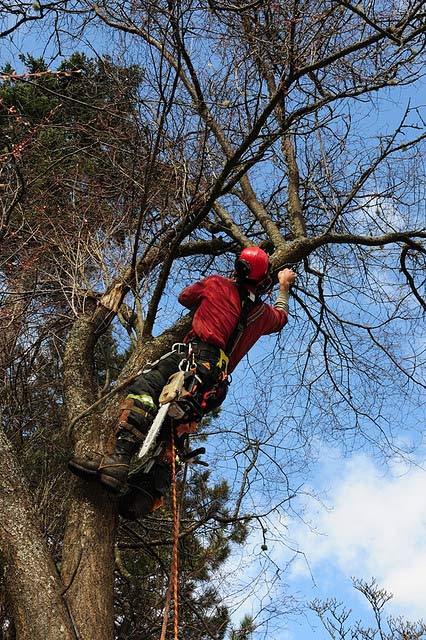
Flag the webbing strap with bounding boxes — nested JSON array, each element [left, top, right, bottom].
[[120, 403, 151, 417], [216, 349, 229, 373], [119, 423, 146, 441], [226, 285, 261, 355]]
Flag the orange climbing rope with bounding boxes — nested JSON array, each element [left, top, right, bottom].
[[170, 424, 179, 639], [159, 423, 180, 640]]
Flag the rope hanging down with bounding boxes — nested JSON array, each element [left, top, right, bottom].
[[160, 423, 180, 640]]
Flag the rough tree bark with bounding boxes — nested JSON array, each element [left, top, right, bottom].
[[0, 429, 77, 640]]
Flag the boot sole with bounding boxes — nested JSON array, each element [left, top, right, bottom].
[[100, 474, 127, 495], [68, 460, 100, 481]]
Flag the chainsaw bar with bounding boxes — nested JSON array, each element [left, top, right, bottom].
[[136, 401, 170, 465]]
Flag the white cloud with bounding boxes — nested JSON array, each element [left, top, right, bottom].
[[289, 454, 426, 621]]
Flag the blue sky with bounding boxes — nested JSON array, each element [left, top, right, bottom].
[[288, 451, 426, 619], [209, 343, 426, 638]]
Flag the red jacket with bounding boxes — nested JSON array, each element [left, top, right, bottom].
[[178, 275, 287, 372]]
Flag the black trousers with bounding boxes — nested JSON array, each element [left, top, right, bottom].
[[127, 351, 183, 407]]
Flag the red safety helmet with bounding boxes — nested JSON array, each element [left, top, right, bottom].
[[234, 246, 271, 281]]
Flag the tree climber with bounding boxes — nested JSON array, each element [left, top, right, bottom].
[[68, 247, 295, 518]]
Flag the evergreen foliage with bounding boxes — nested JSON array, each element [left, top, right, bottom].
[[0, 54, 247, 638]]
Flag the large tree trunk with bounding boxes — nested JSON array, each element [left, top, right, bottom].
[[60, 311, 118, 639], [60, 483, 117, 640], [59, 306, 192, 638]]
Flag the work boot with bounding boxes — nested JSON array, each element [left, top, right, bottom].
[[68, 393, 156, 488], [68, 429, 143, 494], [68, 452, 103, 481], [98, 430, 142, 494], [118, 459, 172, 520]]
